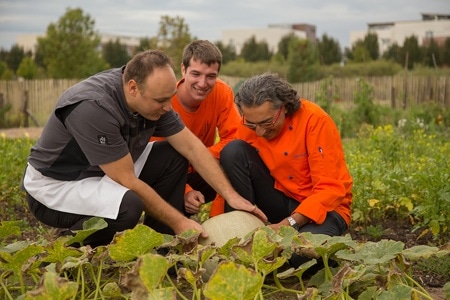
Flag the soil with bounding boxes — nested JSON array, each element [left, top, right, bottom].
[[2, 127, 448, 299]]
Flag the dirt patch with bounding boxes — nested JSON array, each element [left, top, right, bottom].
[[0, 127, 43, 139]]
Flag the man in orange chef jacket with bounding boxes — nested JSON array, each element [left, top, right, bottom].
[[151, 40, 241, 216], [219, 72, 353, 270]]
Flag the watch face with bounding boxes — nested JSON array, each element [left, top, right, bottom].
[[288, 217, 296, 226]]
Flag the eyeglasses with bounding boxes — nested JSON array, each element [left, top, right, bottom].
[[242, 106, 283, 130]]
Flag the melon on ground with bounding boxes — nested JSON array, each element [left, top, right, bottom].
[[199, 210, 265, 281], [199, 210, 265, 247]]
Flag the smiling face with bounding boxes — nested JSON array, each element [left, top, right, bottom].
[[241, 101, 286, 140], [126, 65, 177, 120], [180, 58, 219, 103]]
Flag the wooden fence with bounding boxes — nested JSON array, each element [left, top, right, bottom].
[[0, 75, 449, 127]]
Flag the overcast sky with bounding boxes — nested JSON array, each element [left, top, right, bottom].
[[0, 0, 448, 50]]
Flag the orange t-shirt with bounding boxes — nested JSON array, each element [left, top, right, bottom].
[[152, 78, 240, 159], [231, 99, 353, 225], [151, 78, 241, 210]]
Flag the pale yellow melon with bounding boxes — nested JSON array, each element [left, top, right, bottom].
[[199, 210, 265, 281], [199, 210, 265, 247]]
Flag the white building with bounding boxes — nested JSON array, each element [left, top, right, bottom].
[[221, 23, 315, 55], [350, 13, 450, 54], [16, 33, 140, 56]]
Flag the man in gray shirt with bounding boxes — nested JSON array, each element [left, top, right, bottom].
[[22, 49, 267, 247]]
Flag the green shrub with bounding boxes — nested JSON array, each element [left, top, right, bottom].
[[345, 125, 450, 241], [221, 58, 287, 78]]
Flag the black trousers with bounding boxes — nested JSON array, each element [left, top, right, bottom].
[[26, 141, 188, 247], [220, 139, 347, 269]]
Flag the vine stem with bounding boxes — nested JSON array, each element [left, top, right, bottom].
[[164, 273, 188, 300]]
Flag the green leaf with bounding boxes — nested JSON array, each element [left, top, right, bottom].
[[252, 229, 279, 261], [428, 219, 441, 236], [109, 224, 164, 262], [41, 239, 83, 264], [138, 254, 170, 291], [378, 284, 412, 300], [203, 261, 263, 300], [256, 256, 286, 276], [65, 217, 108, 246], [24, 271, 78, 299], [148, 287, 177, 299], [357, 286, 380, 300], [336, 240, 404, 265], [402, 245, 439, 261], [102, 282, 123, 297], [276, 259, 318, 280], [314, 234, 356, 258], [273, 225, 298, 258], [0, 220, 21, 240], [444, 281, 450, 299], [0, 240, 32, 253], [1, 243, 44, 274]]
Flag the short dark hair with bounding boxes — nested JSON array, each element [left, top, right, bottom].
[[235, 72, 300, 116], [182, 40, 222, 72], [124, 49, 173, 91]]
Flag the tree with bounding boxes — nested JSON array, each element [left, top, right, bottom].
[[422, 38, 441, 68], [156, 15, 193, 75], [7, 44, 30, 73], [0, 61, 7, 78], [17, 57, 38, 79], [240, 36, 272, 62], [287, 38, 320, 83], [317, 34, 342, 65], [442, 37, 450, 67], [400, 35, 422, 70], [383, 42, 402, 64], [277, 33, 297, 61], [37, 7, 108, 78], [363, 32, 379, 61], [135, 37, 158, 53], [102, 38, 131, 68], [351, 40, 372, 63], [215, 41, 236, 64]]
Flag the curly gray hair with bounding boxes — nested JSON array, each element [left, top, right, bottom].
[[235, 72, 300, 116]]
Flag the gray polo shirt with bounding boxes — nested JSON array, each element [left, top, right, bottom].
[[27, 67, 184, 181]]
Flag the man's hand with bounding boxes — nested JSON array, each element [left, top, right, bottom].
[[267, 213, 310, 232], [172, 217, 208, 239], [184, 190, 205, 214], [225, 193, 268, 223]]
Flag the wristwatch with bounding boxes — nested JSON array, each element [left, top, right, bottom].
[[287, 216, 300, 230]]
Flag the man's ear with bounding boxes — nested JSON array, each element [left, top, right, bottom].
[[128, 80, 139, 96]]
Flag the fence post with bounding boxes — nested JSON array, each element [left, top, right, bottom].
[[22, 90, 29, 127]]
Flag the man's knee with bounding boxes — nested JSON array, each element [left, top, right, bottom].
[[220, 139, 251, 163], [119, 190, 144, 227]]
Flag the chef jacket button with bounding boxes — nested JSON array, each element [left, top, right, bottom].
[[284, 151, 288, 156], [289, 175, 293, 179], [289, 125, 293, 130]]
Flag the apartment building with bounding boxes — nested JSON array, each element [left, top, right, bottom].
[[16, 33, 140, 56], [350, 13, 450, 54], [221, 23, 315, 55]]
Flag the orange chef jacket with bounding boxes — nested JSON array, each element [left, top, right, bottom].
[[215, 99, 353, 225]]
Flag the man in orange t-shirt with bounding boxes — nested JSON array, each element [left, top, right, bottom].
[[219, 72, 353, 270], [152, 40, 241, 216]]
